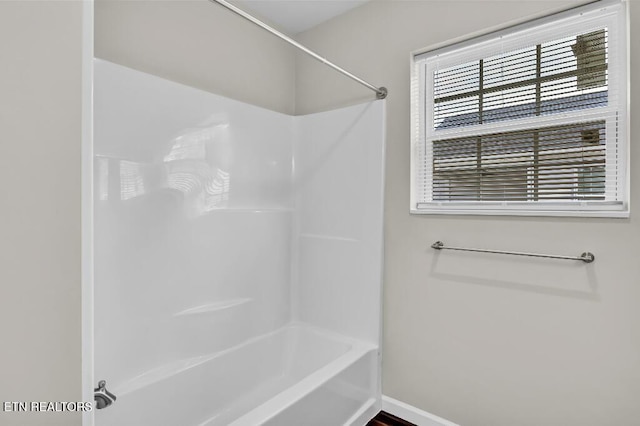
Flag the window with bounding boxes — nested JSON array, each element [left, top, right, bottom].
[[411, 0, 629, 217]]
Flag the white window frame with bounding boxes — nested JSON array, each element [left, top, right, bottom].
[[410, 0, 630, 218]]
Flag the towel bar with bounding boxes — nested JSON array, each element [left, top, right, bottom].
[[431, 241, 595, 263]]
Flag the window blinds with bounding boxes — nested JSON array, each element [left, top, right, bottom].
[[411, 0, 628, 216]]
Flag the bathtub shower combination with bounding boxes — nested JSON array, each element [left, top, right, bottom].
[[93, 60, 385, 425]]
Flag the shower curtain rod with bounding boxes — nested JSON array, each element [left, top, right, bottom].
[[209, 0, 388, 99]]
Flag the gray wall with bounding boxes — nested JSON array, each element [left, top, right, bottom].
[[0, 1, 83, 425], [95, 0, 296, 115], [295, 1, 640, 425]]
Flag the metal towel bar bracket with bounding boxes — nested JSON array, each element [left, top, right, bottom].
[[431, 241, 595, 263]]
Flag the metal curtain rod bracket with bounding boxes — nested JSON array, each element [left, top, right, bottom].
[[431, 241, 595, 264], [210, 0, 387, 99]]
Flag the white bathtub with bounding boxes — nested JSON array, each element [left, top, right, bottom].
[[95, 324, 379, 426]]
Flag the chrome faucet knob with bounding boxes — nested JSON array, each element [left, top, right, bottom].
[[94, 380, 117, 409]]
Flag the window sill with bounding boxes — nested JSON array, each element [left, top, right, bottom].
[[411, 204, 629, 218]]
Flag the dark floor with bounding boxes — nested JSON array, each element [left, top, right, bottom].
[[367, 411, 417, 426]]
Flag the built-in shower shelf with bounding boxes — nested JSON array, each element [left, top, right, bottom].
[[116, 353, 219, 396], [174, 298, 252, 316], [204, 208, 293, 213], [299, 233, 358, 243]]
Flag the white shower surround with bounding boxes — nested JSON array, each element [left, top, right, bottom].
[[92, 60, 385, 425]]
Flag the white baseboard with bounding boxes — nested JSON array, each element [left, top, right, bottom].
[[381, 396, 459, 426]]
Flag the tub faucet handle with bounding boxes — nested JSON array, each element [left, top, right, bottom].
[[94, 380, 117, 409]]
